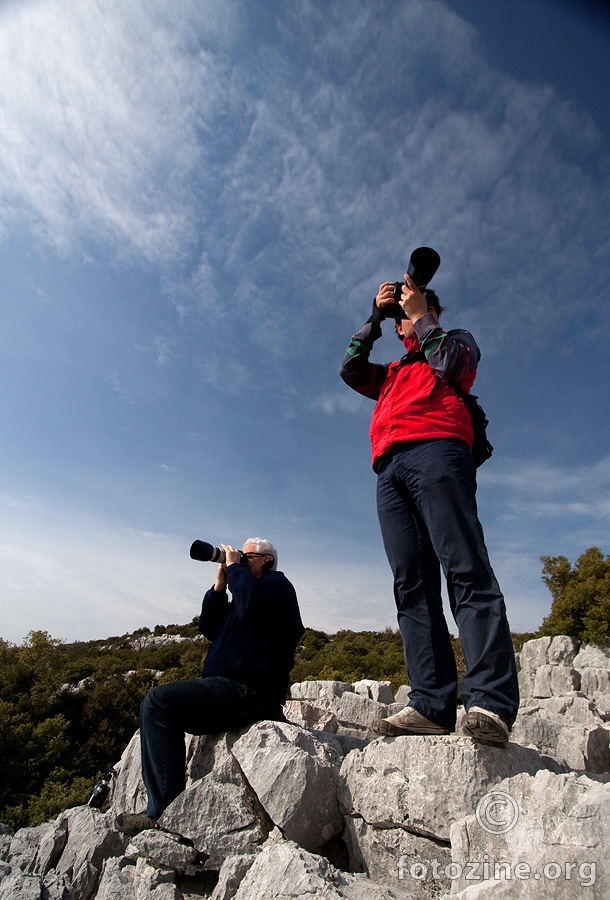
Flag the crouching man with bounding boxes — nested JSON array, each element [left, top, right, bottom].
[[116, 537, 304, 836]]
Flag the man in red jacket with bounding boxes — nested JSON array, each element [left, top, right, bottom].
[[340, 275, 518, 746]]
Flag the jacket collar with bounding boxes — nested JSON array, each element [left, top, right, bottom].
[[403, 333, 420, 352]]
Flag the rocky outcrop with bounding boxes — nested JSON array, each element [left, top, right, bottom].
[[514, 635, 610, 773], [2, 636, 610, 899], [130, 634, 204, 651]]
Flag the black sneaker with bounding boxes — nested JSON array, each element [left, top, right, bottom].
[[115, 812, 157, 837]]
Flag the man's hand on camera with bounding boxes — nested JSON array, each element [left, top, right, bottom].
[[400, 274, 429, 323], [221, 544, 243, 566], [375, 282, 398, 313]]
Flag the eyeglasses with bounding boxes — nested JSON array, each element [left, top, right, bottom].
[[242, 552, 270, 559]]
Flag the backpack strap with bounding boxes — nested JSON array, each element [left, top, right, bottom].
[[397, 350, 426, 367], [395, 351, 493, 466]]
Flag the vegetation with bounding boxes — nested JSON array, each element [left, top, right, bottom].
[[538, 547, 610, 644], [290, 627, 408, 688], [0, 621, 206, 831]]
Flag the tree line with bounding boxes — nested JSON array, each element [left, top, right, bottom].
[[0, 546, 607, 831]]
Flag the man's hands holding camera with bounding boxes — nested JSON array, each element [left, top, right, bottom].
[[375, 274, 429, 323], [213, 544, 242, 591]]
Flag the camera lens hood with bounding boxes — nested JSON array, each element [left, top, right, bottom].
[[407, 246, 441, 289]]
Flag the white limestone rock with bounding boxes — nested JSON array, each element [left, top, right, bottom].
[[210, 854, 257, 900], [231, 720, 344, 851], [578, 667, 610, 695], [290, 680, 399, 735], [394, 685, 411, 706], [3, 819, 66, 876], [54, 806, 128, 900], [231, 840, 416, 900], [519, 636, 580, 669], [342, 816, 451, 900], [450, 769, 609, 898], [126, 828, 202, 875], [0, 867, 46, 900], [110, 729, 147, 815], [320, 691, 392, 731], [573, 643, 610, 670], [95, 856, 136, 900], [512, 704, 609, 773], [290, 680, 354, 701], [523, 663, 581, 699], [158, 756, 270, 869], [353, 680, 395, 704], [284, 699, 339, 733], [528, 694, 603, 724], [185, 728, 251, 785], [132, 855, 179, 898], [589, 694, 610, 721], [339, 735, 564, 843]]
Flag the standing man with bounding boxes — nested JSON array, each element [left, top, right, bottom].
[[116, 537, 304, 836], [340, 273, 518, 746]]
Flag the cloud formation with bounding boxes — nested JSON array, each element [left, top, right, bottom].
[[1, 0, 608, 355], [1, 0, 608, 643]]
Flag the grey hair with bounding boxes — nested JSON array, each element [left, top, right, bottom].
[[243, 537, 278, 570]]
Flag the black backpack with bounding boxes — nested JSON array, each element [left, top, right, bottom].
[[398, 349, 493, 468], [448, 380, 493, 467]]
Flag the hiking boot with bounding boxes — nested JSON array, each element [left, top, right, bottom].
[[461, 706, 509, 748], [115, 812, 158, 837], [372, 706, 450, 736]]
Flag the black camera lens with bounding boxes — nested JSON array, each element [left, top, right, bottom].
[[406, 246, 441, 289], [190, 541, 226, 563]]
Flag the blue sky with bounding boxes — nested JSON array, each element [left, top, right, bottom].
[[1, 0, 609, 644]]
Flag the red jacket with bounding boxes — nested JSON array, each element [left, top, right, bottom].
[[340, 313, 479, 470]]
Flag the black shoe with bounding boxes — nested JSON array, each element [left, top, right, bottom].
[[115, 812, 157, 837]]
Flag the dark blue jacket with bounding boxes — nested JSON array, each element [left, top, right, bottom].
[[199, 564, 304, 704]]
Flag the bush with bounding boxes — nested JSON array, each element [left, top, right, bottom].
[[538, 547, 610, 643]]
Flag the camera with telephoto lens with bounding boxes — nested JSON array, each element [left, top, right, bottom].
[[388, 246, 441, 319], [190, 540, 231, 563], [189, 540, 248, 565]]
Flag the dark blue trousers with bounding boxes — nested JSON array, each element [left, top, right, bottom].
[[376, 439, 519, 731], [140, 676, 283, 818]]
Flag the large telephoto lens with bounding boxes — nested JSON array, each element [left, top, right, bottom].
[[190, 541, 226, 563], [406, 246, 441, 289]]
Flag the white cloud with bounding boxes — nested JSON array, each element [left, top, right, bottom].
[[0, 0, 609, 646], [0, 492, 35, 508], [481, 456, 610, 522], [312, 391, 368, 417], [0, 510, 201, 644], [106, 372, 135, 404], [1, 0, 608, 353], [0, 0, 205, 260]]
